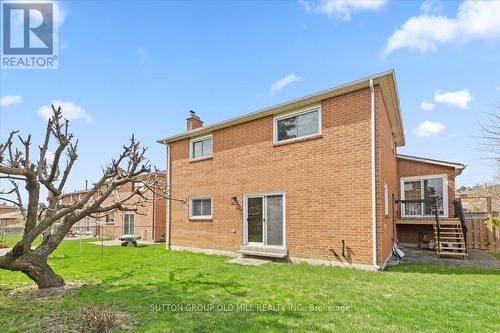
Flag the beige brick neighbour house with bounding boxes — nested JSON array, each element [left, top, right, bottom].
[[60, 173, 166, 242], [158, 70, 465, 269]]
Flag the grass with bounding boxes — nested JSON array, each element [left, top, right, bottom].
[[0, 240, 499, 332], [0, 232, 43, 248], [489, 251, 500, 260]]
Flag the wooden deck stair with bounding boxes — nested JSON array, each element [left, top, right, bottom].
[[434, 218, 468, 258]]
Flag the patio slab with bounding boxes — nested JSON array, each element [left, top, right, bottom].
[[400, 248, 500, 269], [226, 257, 271, 266], [90, 239, 155, 246]]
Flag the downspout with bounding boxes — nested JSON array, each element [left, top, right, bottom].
[[152, 185, 156, 242], [166, 143, 171, 250], [370, 78, 378, 268]]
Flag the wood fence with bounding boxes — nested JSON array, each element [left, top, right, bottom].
[[464, 196, 500, 252]]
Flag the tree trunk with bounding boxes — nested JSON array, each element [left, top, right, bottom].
[[1, 252, 66, 289], [22, 260, 65, 289]]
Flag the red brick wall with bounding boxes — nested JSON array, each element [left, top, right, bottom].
[[397, 159, 456, 217], [375, 88, 398, 265], [397, 224, 434, 243], [168, 88, 376, 265]]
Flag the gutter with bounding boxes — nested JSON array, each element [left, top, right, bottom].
[[369, 78, 378, 268]]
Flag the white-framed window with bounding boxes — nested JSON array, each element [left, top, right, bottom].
[[124, 213, 134, 234], [400, 174, 448, 218], [133, 181, 144, 191], [384, 184, 389, 217], [105, 212, 114, 224], [189, 196, 212, 220], [273, 105, 321, 144], [189, 134, 213, 160]]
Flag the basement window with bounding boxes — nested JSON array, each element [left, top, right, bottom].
[[274, 105, 321, 143], [190, 135, 212, 160], [189, 196, 212, 220]]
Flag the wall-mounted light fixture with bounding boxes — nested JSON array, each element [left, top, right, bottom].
[[230, 196, 238, 205]]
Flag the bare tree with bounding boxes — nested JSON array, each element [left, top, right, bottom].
[[0, 106, 169, 289], [480, 107, 500, 175]]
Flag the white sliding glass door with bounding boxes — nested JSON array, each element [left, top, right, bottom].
[[244, 193, 284, 247], [401, 174, 448, 218]]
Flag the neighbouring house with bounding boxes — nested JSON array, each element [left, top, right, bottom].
[[457, 184, 500, 214], [0, 204, 24, 228], [0, 211, 24, 227], [0, 203, 18, 216], [59, 172, 166, 242], [157, 70, 466, 269]]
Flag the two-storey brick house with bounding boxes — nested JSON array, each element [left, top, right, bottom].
[[158, 70, 465, 269]]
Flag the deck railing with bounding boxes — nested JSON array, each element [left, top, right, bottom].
[[397, 197, 442, 252], [397, 197, 444, 219]]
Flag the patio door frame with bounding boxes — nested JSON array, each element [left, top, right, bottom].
[[242, 191, 286, 248], [123, 213, 135, 235], [400, 173, 449, 218]]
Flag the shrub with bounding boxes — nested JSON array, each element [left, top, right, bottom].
[[82, 305, 118, 333]]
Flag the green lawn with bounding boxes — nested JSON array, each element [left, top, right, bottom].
[[0, 232, 43, 248], [1, 240, 499, 332]]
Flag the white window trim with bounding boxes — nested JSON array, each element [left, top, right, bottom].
[[242, 191, 286, 249], [273, 104, 322, 144], [106, 212, 115, 225], [384, 183, 389, 217], [189, 196, 213, 220], [133, 181, 144, 191], [400, 173, 449, 218], [123, 213, 134, 234], [189, 134, 213, 161]]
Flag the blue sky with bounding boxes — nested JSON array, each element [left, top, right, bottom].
[[1, 0, 499, 194]]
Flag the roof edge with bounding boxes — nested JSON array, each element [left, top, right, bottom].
[[397, 154, 466, 172], [157, 69, 404, 145]]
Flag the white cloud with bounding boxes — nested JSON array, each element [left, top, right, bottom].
[[434, 89, 473, 109], [38, 100, 92, 122], [0, 95, 22, 107], [420, 101, 435, 111], [53, 2, 67, 29], [413, 120, 446, 137], [45, 151, 55, 164], [420, 0, 443, 15], [299, 0, 386, 21], [383, 0, 500, 55], [270, 74, 301, 95]]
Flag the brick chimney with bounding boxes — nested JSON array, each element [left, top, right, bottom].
[[186, 110, 203, 131]]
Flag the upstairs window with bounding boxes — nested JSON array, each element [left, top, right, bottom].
[[189, 196, 212, 219], [190, 135, 213, 160], [133, 182, 144, 191], [274, 105, 321, 143]]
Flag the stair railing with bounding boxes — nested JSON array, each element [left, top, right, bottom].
[[453, 198, 468, 254], [432, 196, 441, 256]]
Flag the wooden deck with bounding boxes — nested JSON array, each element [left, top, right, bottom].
[[396, 218, 461, 225]]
